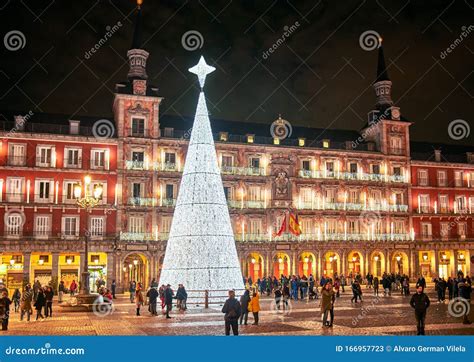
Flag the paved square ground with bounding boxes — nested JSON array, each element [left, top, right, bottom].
[[2, 285, 473, 336]]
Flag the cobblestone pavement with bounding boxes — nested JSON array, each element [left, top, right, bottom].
[[2, 286, 473, 336]]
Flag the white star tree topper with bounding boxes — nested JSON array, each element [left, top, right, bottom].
[[188, 56, 216, 89]]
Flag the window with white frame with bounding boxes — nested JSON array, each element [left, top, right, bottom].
[[349, 189, 359, 204], [6, 177, 23, 202], [455, 195, 466, 212], [440, 223, 449, 238], [300, 218, 312, 234], [325, 188, 336, 203], [437, 170, 447, 187], [223, 186, 234, 200], [91, 149, 106, 169], [458, 222, 467, 237], [325, 161, 334, 175], [369, 189, 382, 205], [36, 145, 55, 167], [394, 220, 405, 234], [390, 136, 403, 154], [248, 186, 263, 201], [249, 219, 262, 235], [348, 162, 358, 174], [161, 216, 172, 234], [8, 143, 26, 166], [62, 216, 79, 237], [439, 195, 449, 213], [394, 192, 404, 205], [129, 216, 145, 234], [89, 217, 105, 237], [221, 155, 233, 170], [131, 117, 145, 137], [418, 169, 429, 186], [35, 179, 54, 203], [5, 214, 23, 236], [371, 164, 380, 175], [421, 223, 432, 238], [90, 182, 106, 203], [64, 147, 82, 168], [248, 156, 261, 172], [301, 160, 311, 172], [300, 188, 312, 205], [34, 215, 51, 238], [164, 152, 176, 169], [419, 194, 430, 213], [454, 171, 463, 187], [470, 196, 474, 212], [63, 181, 79, 203], [326, 219, 337, 234], [348, 220, 359, 234]]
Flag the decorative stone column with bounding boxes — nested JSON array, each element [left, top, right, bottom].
[[51, 252, 59, 292], [23, 252, 31, 285], [106, 252, 114, 288]]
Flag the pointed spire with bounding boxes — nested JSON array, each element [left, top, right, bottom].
[[375, 38, 390, 83], [130, 1, 143, 50]]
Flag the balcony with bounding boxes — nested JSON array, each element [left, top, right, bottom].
[[221, 166, 265, 176], [298, 201, 408, 212], [63, 157, 82, 168], [298, 170, 408, 184], [127, 128, 149, 138], [7, 156, 27, 166], [119, 232, 169, 242], [235, 232, 412, 243], [124, 161, 178, 172], [5, 193, 24, 203], [228, 200, 266, 209], [127, 197, 176, 207]]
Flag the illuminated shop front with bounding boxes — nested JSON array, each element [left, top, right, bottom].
[[0, 254, 24, 295]]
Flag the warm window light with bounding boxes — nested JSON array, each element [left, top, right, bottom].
[[38, 259, 44, 265], [9, 259, 15, 265], [298, 138, 305, 147], [66, 258, 72, 265], [273, 137, 280, 145], [422, 254, 428, 261], [219, 132, 228, 142], [74, 184, 82, 198], [322, 139, 330, 148], [93, 185, 103, 199], [246, 134, 254, 143]]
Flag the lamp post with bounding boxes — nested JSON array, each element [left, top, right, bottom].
[[74, 175, 103, 299]]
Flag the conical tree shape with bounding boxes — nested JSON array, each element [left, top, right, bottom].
[[159, 86, 244, 303]]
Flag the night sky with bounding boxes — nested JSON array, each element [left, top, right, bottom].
[[0, 0, 473, 145]]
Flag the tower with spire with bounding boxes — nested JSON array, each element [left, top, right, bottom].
[[362, 39, 411, 157]]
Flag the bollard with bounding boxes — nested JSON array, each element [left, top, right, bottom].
[[204, 290, 209, 309]]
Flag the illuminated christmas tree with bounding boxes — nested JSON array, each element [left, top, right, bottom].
[[159, 56, 244, 303]]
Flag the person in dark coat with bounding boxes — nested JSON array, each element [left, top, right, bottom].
[[111, 280, 116, 299], [458, 280, 472, 324], [447, 277, 454, 300], [147, 287, 159, 316], [239, 290, 250, 325], [409, 285, 430, 335], [436, 278, 446, 302], [34, 289, 46, 320], [416, 275, 426, 289], [176, 284, 188, 311], [0, 290, 11, 331], [164, 284, 174, 319], [373, 277, 379, 296], [44, 286, 54, 318], [221, 290, 241, 336], [12, 289, 21, 312]]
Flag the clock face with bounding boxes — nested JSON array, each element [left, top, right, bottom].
[[391, 108, 400, 119], [133, 80, 147, 95]]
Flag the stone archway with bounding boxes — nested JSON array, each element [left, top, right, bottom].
[[122, 253, 149, 289]]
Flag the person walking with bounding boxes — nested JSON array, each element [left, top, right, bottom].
[[164, 284, 174, 319], [176, 284, 188, 311], [58, 281, 65, 303], [129, 281, 136, 303], [321, 282, 335, 327], [239, 290, 250, 325], [69, 280, 77, 296], [409, 285, 430, 335], [20, 285, 33, 322], [111, 280, 116, 299], [0, 290, 11, 331], [249, 291, 260, 325], [351, 280, 361, 303], [135, 286, 144, 316], [373, 277, 379, 296], [274, 287, 282, 310], [12, 288, 21, 312], [44, 286, 54, 318], [221, 290, 241, 336], [147, 287, 159, 316], [458, 279, 472, 324], [34, 288, 46, 321]]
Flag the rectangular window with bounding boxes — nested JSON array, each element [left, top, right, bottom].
[[325, 161, 334, 173], [165, 184, 174, 199], [421, 223, 432, 237], [249, 157, 260, 169], [418, 170, 428, 186], [349, 190, 359, 204], [437, 170, 447, 187], [6, 214, 22, 236], [62, 216, 79, 237], [161, 217, 172, 234], [91, 150, 105, 169], [301, 219, 312, 234], [439, 195, 449, 213], [90, 217, 104, 237], [164, 152, 176, 165], [131, 118, 145, 137], [348, 220, 359, 233], [458, 223, 466, 237], [6, 177, 23, 202], [64, 181, 79, 203], [36, 180, 53, 202], [37, 146, 53, 167], [223, 186, 232, 200], [8, 143, 26, 166], [35, 216, 51, 238], [454, 171, 463, 187], [349, 162, 358, 174], [248, 186, 263, 201], [393, 167, 401, 176], [371, 164, 380, 174], [394, 221, 405, 234], [419, 194, 430, 213], [302, 160, 310, 171], [65, 148, 81, 168], [129, 216, 145, 234], [249, 219, 262, 235], [455, 196, 466, 212], [440, 223, 449, 238], [325, 189, 336, 203], [132, 183, 143, 199], [390, 137, 402, 154], [221, 155, 233, 168], [300, 188, 312, 203], [326, 219, 337, 234]]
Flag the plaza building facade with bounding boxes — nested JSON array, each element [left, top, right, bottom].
[[1, 6, 473, 294]]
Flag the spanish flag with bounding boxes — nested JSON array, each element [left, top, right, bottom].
[[289, 213, 302, 236], [273, 215, 287, 237]]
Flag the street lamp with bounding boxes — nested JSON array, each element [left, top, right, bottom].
[[74, 175, 103, 298]]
